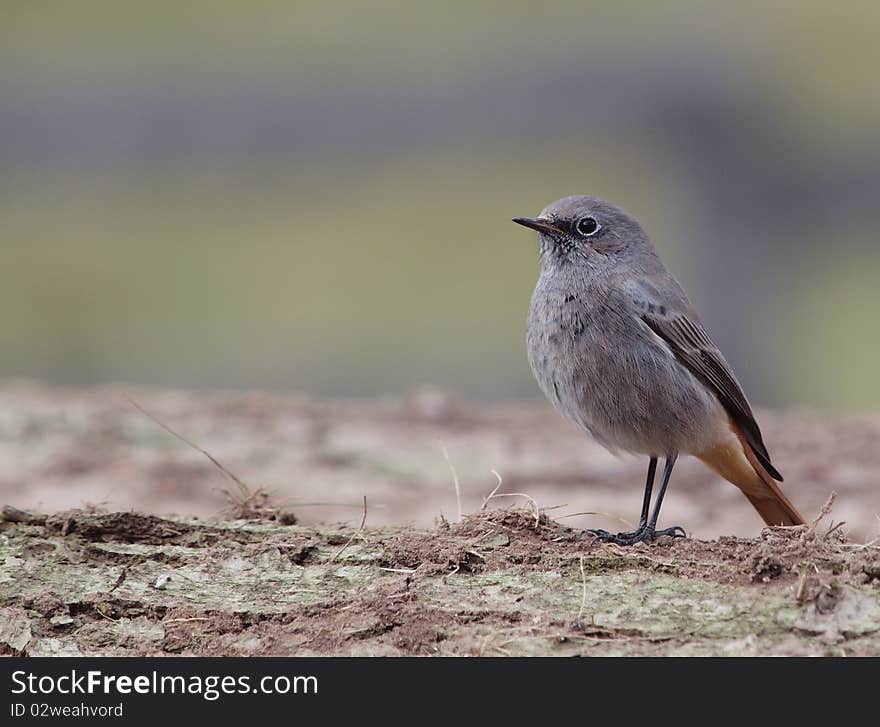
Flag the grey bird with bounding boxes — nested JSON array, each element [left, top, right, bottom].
[[514, 195, 803, 544]]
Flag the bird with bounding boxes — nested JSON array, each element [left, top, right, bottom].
[[513, 195, 803, 545]]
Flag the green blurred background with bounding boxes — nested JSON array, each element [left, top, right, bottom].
[[2, 1, 878, 408]]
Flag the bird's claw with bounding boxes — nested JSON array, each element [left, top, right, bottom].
[[585, 524, 686, 546]]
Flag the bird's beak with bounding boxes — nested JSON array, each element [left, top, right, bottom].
[[512, 217, 564, 236]]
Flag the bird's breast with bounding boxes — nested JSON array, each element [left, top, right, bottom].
[[527, 279, 601, 412], [526, 274, 723, 455]]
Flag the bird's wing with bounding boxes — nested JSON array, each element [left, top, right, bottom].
[[635, 300, 783, 482]]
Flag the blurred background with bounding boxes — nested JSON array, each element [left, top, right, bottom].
[[2, 1, 879, 409]]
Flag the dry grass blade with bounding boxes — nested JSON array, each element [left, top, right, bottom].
[[330, 496, 368, 563], [127, 395, 289, 521], [480, 470, 504, 511], [440, 441, 463, 521], [127, 396, 250, 498], [556, 510, 634, 529], [480, 470, 541, 527]]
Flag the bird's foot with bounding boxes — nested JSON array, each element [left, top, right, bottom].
[[586, 525, 686, 546]]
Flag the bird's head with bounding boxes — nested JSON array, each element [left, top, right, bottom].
[[513, 195, 651, 268]]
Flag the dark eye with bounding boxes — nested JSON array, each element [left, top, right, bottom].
[[576, 216, 600, 236]]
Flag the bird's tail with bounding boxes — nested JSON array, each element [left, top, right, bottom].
[[698, 419, 804, 527]]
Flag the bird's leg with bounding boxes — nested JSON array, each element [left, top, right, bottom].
[[646, 453, 686, 538], [587, 454, 686, 545], [587, 457, 656, 542], [634, 456, 657, 530]]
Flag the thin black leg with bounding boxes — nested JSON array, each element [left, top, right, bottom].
[[636, 456, 658, 528], [586, 453, 686, 545], [648, 453, 686, 539]]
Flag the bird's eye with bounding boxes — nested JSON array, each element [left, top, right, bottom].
[[576, 216, 600, 236]]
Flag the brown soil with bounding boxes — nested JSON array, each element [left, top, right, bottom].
[[0, 383, 878, 656], [2, 505, 878, 656]]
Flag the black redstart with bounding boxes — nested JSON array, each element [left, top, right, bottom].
[[514, 195, 803, 544]]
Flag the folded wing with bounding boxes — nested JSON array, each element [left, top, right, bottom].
[[640, 311, 783, 482]]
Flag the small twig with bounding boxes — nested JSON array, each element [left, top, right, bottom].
[[94, 607, 118, 623], [467, 529, 496, 546], [127, 396, 251, 498], [379, 567, 419, 574], [108, 568, 127, 593], [825, 520, 846, 537], [556, 510, 634, 529], [838, 536, 880, 551], [163, 617, 211, 625], [440, 442, 463, 521], [329, 496, 368, 563], [803, 491, 837, 538]]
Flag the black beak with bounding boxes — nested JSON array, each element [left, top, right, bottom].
[[512, 217, 564, 236]]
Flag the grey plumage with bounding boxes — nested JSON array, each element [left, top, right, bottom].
[[516, 195, 802, 534], [525, 196, 721, 457]]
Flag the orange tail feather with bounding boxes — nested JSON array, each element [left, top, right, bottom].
[[698, 419, 804, 527]]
